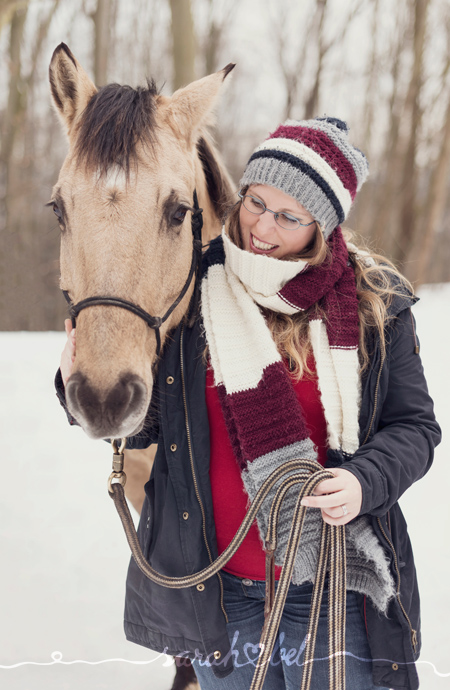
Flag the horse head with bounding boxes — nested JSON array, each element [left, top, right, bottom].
[[49, 43, 234, 440]]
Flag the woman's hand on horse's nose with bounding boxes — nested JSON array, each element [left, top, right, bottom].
[[61, 319, 76, 386]]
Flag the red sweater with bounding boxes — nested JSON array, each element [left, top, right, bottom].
[[206, 359, 328, 581]]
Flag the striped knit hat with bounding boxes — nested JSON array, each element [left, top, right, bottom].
[[240, 117, 369, 238]]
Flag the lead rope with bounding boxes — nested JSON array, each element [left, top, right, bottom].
[[108, 440, 347, 690]]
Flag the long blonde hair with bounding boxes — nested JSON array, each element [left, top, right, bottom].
[[225, 198, 413, 379]]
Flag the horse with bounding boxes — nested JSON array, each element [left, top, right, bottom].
[[49, 42, 235, 690]]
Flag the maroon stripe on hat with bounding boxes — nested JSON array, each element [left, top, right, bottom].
[[270, 125, 358, 199], [219, 361, 310, 468]]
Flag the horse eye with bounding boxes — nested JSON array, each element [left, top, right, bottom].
[[53, 204, 63, 223], [172, 207, 189, 226]]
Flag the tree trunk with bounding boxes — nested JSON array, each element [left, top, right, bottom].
[[92, 0, 113, 86], [169, 0, 196, 90], [414, 97, 450, 285], [0, 0, 26, 33], [1, 4, 28, 168], [362, 0, 380, 156], [393, 0, 430, 265], [304, 0, 328, 119], [366, 0, 411, 254]]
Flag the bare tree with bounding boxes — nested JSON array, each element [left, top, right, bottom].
[[197, 0, 239, 76], [1, 2, 28, 184], [272, 0, 367, 121], [92, 0, 114, 85], [367, 2, 410, 253], [169, 0, 196, 89], [393, 0, 430, 265], [0, 0, 61, 330], [414, 91, 450, 284]]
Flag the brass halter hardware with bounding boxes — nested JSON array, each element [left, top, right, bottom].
[[108, 437, 127, 494]]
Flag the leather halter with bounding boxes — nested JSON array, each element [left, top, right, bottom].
[[62, 191, 203, 358]]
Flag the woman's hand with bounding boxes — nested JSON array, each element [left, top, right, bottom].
[[60, 319, 76, 386], [300, 468, 362, 525]]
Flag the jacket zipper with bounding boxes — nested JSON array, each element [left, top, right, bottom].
[[361, 346, 385, 446], [377, 517, 418, 653], [361, 346, 417, 653], [180, 325, 228, 623]]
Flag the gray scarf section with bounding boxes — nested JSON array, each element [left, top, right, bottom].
[[242, 440, 396, 616]]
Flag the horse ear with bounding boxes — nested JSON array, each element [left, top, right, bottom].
[[49, 43, 97, 138], [164, 64, 235, 147]]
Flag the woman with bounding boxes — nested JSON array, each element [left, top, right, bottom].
[[58, 117, 440, 690]]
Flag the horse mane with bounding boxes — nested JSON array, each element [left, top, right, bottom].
[[196, 135, 235, 220], [75, 81, 159, 175], [75, 80, 235, 218]]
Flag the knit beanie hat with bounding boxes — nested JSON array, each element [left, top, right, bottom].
[[239, 117, 369, 238]]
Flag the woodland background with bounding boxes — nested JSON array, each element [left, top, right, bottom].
[[1, 0, 450, 330]]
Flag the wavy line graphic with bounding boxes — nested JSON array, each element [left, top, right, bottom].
[[0, 650, 175, 669], [0, 651, 448, 678]]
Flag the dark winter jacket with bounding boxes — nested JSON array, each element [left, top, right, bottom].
[[56, 257, 441, 690]]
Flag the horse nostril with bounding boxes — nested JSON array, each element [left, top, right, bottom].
[[105, 373, 147, 424], [66, 371, 97, 417], [65, 371, 148, 438]]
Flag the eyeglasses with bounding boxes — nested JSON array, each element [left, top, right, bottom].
[[238, 191, 316, 231]]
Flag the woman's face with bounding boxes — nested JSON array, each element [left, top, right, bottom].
[[239, 184, 317, 259]]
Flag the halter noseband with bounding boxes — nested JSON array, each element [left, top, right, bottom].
[[62, 191, 203, 359]]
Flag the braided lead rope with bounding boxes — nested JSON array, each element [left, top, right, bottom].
[[300, 521, 329, 690], [250, 472, 346, 690], [329, 524, 347, 688], [109, 459, 321, 587], [108, 455, 347, 690]]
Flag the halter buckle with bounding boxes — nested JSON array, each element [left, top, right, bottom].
[[108, 470, 127, 494]]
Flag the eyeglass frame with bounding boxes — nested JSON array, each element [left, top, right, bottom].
[[238, 190, 316, 231]]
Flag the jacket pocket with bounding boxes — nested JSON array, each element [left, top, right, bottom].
[[140, 476, 155, 560]]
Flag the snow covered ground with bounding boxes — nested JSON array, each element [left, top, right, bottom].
[[1, 284, 449, 690]]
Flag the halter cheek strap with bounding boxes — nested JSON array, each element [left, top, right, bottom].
[[62, 190, 203, 359]]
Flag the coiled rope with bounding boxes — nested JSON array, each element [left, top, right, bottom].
[[108, 440, 347, 690]]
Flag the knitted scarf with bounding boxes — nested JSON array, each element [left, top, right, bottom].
[[201, 227, 395, 613]]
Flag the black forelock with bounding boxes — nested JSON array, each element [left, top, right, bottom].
[[74, 80, 159, 176]]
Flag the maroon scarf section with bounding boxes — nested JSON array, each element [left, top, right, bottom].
[[278, 227, 359, 349], [216, 361, 310, 470]]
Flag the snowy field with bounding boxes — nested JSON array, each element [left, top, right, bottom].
[[1, 284, 449, 690]]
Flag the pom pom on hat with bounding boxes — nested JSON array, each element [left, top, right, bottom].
[[239, 117, 369, 238]]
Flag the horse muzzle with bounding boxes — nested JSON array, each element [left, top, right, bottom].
[[66, 371, 149, 439]]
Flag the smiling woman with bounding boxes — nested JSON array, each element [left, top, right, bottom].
[[238, 185, 317, 258], [187, 118, 441, 690]]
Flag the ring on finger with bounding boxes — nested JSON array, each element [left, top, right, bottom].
[[341, 504, 348, 517]]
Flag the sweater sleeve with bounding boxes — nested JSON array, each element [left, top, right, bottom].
[[343, 308, 441, 516], [54, 368, 160, 448]]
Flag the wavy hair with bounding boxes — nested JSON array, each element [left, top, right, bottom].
[[225, 196, 414, 379]]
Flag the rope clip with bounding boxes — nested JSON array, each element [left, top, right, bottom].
[[108, 438, 127, 494]]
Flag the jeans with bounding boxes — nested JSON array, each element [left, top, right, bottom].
[[193, 571, 389, 690]]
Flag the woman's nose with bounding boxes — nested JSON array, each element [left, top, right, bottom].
[[256, 210, 277, 233]]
